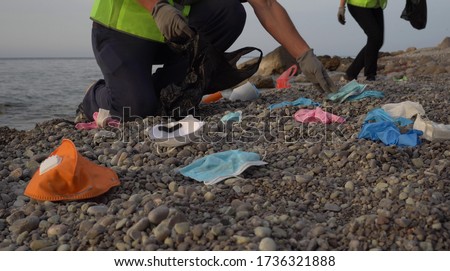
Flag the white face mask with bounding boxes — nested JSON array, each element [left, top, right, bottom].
[[148, 115, 204, 147]]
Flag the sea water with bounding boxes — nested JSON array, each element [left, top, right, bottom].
[[0, 58, 102, 130]]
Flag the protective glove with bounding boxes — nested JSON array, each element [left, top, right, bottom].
[[297, 49, 336, 92], [337, 6, 346, 25], [152, 0, 195, 43]]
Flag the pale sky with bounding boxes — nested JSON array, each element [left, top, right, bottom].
[[0, 0, 449, 58]]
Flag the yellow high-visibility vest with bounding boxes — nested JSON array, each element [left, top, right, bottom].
[[90, 0, 190, 42], [347, 0, 388, 9]]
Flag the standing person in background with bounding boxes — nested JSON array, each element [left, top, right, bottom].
[[76, 0, 335, 123], [338, 0, 387, 81]]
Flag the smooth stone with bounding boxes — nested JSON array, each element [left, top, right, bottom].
[[259, 237, 277, 251], [344, 181, 355, 191], [254, 227, 272, 238], [148, 205, 169, 225], [9, 216, 39, 235], [174, 222, 190, 235]]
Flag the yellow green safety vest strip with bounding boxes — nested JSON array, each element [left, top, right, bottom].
[[347, 0, 387, 9], [90, 0, 191, 42]]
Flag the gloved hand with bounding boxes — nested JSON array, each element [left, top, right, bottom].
[[337, 6, 346, 25], [152, 0, 195, 43], [297, 49, 336, 92]]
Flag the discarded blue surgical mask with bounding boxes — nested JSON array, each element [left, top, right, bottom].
[[268, 97, 320, 110], [346, 90, 384, 101], [327, 80, 366, 103], [178, 150, 267, 184], [221, 111, 242, 124], [364, 108, 413, 127]]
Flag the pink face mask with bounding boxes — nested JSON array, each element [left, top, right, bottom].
[[294, 107, 345, 124]]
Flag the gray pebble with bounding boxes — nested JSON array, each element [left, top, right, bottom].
[[259, 237, 277, 251]]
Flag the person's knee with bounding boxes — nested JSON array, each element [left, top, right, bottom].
[[189, 0, 246, 50], [220, 0, 246, 34], [368, 31, 384, 49], [375, 34, 384, 49]]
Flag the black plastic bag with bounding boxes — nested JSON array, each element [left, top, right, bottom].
[[160, 34, 263, 118], [401, 0, 427, 30]]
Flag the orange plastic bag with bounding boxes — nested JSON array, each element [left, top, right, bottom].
[[276, 64, 298, 89]]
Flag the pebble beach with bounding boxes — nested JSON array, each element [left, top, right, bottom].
[[0, 40, 449, 251]]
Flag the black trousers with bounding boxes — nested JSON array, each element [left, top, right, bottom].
[[346, 4, 384, 79], [82, 0, 246, 121]]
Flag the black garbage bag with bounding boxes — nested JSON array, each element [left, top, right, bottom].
[[159, 34, 263, 118], [401, 0, 427, 30]]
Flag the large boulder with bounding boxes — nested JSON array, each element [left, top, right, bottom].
[[240, 46, 297, 77], [317, 55, 341, 71]]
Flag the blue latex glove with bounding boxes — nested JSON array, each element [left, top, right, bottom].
[[398, 129, 423, 147], [364, 108, 413, 127]]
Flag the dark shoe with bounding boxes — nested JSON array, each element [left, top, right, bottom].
[[74, 81, 96, 123], [366, 75, 376, 81], [74, 102, 88, 123], [344, 74, 356, 81], [340, 74, 356, 83]]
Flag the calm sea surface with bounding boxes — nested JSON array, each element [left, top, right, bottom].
[[0, 58, 102, 131]]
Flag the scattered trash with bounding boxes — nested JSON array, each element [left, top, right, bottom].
[[393, 75, 408, 82], [202, 91, 224, 104], [75, 109, 120, 130], [381, 101, 425, 119], [202, 88, 233, 104], [148, 115, 204, 147], [346, 90, 384, 101], [221, 111, 242, 124], [294, 107, 345, 124], [413, 114, 450, 141], [358, 121, 423, 147], [328, 80, 384, 103], [229, 82, 260, 102], [364, 108, 413, 127], [178, 150, 267, 184], [24, 139, 120, 201], [268, 97, 320, 110], [276, 64, 298, 89]]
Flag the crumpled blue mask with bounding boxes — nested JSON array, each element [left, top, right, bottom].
[[327, 80, 366, 103], [178, 150, 267, 184], [346, 90, 384, 101], [221, 111, 242, 124], [268, 97, 320, 110], [358, 121, 422, 147], [364, 108, 413, 127]]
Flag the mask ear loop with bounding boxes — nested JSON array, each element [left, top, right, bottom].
[[260, 150, 268, 162], [155, 144, 177, 156]]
